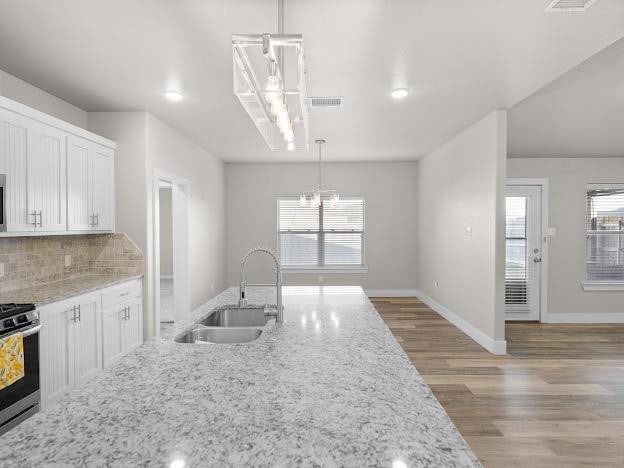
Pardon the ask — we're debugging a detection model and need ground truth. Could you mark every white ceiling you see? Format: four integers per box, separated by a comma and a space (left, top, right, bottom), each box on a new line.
0, 0, 623, 162
509, 36, 624, 158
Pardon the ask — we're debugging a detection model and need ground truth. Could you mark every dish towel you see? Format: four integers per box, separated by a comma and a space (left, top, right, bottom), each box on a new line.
0, 332, 25, 390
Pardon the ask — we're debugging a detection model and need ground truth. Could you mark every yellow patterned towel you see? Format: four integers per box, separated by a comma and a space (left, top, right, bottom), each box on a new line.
0, 333, 25, 390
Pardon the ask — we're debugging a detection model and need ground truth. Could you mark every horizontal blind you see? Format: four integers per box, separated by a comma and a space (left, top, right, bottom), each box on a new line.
586, 184, 624, 282
505, 196, 530, 307
278, 198, 365, 267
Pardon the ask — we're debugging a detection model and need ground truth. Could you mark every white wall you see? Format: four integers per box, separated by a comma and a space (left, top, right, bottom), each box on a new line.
88, 112, 226, 338
145, 114, 226, 313
159, 187, 173, 276
415, 111, 507, 353
508, 157, 624, 320
225, 162, 419, 291
0, 68, 87, 128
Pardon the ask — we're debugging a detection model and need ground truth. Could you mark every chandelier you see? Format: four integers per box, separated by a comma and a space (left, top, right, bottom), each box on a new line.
299, 139, 339, 208
232, 1, 309, 151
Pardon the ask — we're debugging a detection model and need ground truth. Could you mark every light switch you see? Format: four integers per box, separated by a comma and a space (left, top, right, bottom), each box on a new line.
65, 255, 72, 267
546, 227, 556, 237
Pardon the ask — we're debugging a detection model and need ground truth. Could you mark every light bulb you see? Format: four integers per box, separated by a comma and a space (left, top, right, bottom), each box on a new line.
284, 127, 294, 142
265, 75, 280, 104
270, 94, 286, 116
299, 193, 307, 206
287, 141, 295, 151
277, 110, 291, 134
311, 192, 321, 208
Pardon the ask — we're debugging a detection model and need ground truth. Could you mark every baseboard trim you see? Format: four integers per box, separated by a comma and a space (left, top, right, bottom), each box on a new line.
545, 312, 624, 324
414, 290, 507, 355
365, 289, 420, 297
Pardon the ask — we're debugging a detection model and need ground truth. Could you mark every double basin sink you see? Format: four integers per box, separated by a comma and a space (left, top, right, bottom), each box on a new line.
175, 306, 270, 344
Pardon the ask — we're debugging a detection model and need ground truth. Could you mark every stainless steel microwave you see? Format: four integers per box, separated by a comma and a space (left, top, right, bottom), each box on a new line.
0, 174, 5, 232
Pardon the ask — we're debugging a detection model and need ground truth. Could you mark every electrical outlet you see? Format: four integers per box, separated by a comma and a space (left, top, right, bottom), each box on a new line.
434, 281, 440, 292
65, 255, 72, 267
318, 275, 324, 283
0, 263, 4, 278
464, 226, 473, 237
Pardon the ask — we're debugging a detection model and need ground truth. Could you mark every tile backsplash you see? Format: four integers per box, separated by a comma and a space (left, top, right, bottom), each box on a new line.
0, 233, 143, 292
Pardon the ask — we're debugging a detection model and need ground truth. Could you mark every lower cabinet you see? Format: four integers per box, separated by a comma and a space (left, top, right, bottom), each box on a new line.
39, 293, 101, 408
102, 297, 143, 368
39, 279, 142, 408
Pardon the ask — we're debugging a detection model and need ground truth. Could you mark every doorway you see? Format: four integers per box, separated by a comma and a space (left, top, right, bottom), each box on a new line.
158, 182, 174, 322
505, 179, 549, 322
153, 170, 191, 335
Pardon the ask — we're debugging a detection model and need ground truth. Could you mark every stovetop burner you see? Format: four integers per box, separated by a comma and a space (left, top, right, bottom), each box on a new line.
0, 303, 36, 321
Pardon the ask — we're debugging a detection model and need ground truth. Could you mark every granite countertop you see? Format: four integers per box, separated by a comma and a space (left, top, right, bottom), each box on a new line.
0, 274, 143, 306
0, 286, 480, 467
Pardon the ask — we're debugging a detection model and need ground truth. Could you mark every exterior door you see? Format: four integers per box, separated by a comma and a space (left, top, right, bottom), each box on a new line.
505, 185, 543, 321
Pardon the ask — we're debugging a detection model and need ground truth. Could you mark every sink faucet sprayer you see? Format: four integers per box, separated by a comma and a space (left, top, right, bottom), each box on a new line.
239, 247, 283, 323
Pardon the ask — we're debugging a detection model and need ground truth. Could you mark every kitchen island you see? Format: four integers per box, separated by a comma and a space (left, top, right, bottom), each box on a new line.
0, 286, 480, 467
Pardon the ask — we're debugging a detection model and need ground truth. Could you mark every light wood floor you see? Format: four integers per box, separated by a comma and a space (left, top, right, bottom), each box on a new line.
371, 297, 624, 468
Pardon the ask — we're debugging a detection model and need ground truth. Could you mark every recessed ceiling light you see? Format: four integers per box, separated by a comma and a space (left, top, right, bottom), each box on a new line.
163, 90, 184, 102
390, 88, 410, 99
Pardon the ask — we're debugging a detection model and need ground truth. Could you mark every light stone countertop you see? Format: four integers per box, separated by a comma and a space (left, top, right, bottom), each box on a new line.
0, 274, 143, 306
0, 286, 480, 467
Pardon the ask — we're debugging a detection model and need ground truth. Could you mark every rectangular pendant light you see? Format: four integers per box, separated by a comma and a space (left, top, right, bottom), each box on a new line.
232, 33, 310, 151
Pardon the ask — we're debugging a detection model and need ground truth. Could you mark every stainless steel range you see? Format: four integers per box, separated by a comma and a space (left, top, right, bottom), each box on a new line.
0, 303, 40, 435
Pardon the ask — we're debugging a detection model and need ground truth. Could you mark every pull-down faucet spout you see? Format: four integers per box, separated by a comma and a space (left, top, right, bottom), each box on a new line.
239, 247, 283, 323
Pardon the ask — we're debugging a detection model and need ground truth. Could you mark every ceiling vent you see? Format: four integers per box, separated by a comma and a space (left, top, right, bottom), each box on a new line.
545, 0, 597, 12
309, 97, 343, 108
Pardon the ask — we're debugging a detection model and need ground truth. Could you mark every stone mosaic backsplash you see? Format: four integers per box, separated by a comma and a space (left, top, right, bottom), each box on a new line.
0, 233, 143, 293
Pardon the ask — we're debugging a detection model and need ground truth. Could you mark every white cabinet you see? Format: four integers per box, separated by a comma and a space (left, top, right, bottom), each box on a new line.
39, 279, 142, 408
0, 96, 115, 236
0, 108, 36, 232
39, 293, 101, 408
102, 297, 142, 368
28, 123, 67, 231
67, 136, 115, 232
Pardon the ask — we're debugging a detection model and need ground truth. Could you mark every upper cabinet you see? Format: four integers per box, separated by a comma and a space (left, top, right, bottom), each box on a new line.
67, 137, 114, 232
0, 97, 115, 236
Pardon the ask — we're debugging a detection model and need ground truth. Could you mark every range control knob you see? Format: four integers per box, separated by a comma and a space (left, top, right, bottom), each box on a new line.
16, 315, 28, 324
3, 318, 15, 328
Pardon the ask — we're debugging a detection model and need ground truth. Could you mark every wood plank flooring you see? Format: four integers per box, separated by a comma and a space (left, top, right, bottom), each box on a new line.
371, 297, 624, 467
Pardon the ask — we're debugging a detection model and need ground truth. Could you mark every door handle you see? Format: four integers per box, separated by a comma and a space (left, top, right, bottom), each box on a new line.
37, 210, 42, 228
95, 213, 99, 227
533, 257, 542, 263
30, 211, 38, 228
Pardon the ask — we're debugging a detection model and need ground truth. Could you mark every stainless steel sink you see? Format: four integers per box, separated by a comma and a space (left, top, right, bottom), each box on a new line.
200, 306, 270, 327
175, 326, 262, 344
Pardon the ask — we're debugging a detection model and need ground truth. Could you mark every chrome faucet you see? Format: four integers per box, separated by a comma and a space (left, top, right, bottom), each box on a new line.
239, 247, 283, 323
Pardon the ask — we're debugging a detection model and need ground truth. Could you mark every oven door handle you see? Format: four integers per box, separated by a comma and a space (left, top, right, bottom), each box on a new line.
21, 324, 42, 337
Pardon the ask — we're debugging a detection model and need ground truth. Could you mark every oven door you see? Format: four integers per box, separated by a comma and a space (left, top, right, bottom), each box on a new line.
0, 324, 41, 433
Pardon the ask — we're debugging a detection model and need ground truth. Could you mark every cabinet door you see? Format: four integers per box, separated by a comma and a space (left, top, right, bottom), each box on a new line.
102, 303, 124, 368
28, 123, 67, 231
67, 135, 92, 231
121, 298, 143, 353
71, 297, 101, 386
0, 108, 35, 231
90, 144, 114, 231
39, 302, 73, 408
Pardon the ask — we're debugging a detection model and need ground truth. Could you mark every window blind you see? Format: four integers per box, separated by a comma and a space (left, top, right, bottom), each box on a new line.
586, 184, 624, 282
278, 198, 365, 267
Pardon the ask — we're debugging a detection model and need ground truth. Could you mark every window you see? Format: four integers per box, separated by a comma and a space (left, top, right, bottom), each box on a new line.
586, 184, 624, 284
277, 198, 365, 270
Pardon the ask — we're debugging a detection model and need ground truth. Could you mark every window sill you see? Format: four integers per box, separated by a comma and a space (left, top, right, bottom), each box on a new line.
282, 266, 369, 274
582, 282, 624, 291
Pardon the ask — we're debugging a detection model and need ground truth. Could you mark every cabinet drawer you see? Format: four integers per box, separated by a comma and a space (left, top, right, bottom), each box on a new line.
101, 279, 142, 309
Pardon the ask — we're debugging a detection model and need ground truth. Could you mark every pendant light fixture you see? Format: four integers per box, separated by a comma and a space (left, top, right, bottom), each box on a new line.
299, 139, 339, 208
232, 0, 309, 151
